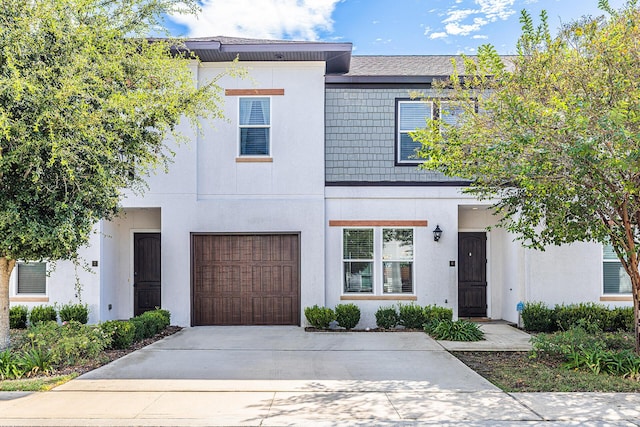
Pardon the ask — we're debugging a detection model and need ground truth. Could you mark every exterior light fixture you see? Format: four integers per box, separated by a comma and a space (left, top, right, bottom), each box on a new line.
433, 225, 443, 242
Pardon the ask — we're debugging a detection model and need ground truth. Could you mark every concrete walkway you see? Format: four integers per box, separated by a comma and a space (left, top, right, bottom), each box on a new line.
0, 325, 638, 426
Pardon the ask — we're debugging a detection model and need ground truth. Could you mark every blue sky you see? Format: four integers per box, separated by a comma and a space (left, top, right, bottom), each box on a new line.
166, 0, 628, 55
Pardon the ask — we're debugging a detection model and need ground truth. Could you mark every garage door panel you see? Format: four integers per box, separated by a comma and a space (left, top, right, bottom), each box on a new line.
192, 234, 300, 326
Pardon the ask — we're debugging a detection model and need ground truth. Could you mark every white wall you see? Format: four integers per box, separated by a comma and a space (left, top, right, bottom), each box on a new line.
9, 226, 102, 324
116, 61, 327, 326
325, 186, 468, 328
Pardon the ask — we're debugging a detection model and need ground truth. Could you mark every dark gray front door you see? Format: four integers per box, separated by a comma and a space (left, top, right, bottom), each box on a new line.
134, 233, 161, 316
458, 232, 487, 317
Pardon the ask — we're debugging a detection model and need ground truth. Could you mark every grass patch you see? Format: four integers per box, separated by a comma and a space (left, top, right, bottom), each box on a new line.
453, 351, 640, 392
0, 374, 77, 392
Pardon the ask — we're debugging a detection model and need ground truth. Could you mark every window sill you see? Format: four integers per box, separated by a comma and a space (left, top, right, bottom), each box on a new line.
236, 157, 273, 163
10, 296, 49, 303
600, 295, 632, 302
341, 295, 417, 301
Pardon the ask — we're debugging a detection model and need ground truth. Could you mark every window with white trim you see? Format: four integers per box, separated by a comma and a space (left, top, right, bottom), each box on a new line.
397, 100, 432, 164
603, 244, 631, 294
16, 262, 47, 295
343, 228, 414, 294
239, 97, 271, 156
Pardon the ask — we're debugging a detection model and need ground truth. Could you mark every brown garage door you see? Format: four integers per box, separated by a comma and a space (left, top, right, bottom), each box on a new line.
192, 234, 300, 326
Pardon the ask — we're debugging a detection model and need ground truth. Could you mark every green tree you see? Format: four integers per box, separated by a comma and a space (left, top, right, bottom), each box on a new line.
411, 0, 640, 352
0, 0, 237, 349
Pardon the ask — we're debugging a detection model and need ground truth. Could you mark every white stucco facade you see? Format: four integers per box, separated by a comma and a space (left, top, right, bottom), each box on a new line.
8, 40, 632, 328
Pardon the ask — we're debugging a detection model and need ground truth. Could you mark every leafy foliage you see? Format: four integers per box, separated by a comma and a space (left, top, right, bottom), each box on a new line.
334, 303, 361, 330
9, 306, 28, 329
427, 320, 485, 341
28, 306, 57, 325
521, 302, 556, 333
411, 0, 640, 351
304, 305, 335, 329
100, 320, 136, 350
58, 303, 89, 324
398, 302, 427, 329
0, 349, 23, 380
375, 306, 399, 329
0, 0, 238, 348
531, 327, 640, 379
521, 302, 633, 333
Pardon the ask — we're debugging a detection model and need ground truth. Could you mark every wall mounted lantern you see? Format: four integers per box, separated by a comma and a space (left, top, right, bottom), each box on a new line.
433, 225, 443, 242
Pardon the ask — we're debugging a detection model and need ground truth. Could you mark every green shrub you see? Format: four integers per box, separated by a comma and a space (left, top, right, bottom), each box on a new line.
554, 303, 613, 332
426, 305, 453, 322
130, 316, 151, 341
304, 305, 335, 329
100, 320, 136, 349
530, 326, 606, 360
521, 301, 555, 333
398, 302, 426, 329
18, 347, 53, 377
9, 305, 28, 329
138, 310, 168, 336
334, 303, 360, 330
375, 306, 399, 329
59, 303, 89, 324
427, 320, 485, 341
610, 307, 634, 332
28, 305, 57, 324
0, 349, 24, 380
22, 320, 110, 367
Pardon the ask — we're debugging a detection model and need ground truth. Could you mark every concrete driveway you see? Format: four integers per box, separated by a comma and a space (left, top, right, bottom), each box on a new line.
2, 326, 640, 425
78, 326, 496, 391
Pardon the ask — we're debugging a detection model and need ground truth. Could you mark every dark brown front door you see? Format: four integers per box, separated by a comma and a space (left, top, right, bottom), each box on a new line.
458, 232, 487, 317
191, 234, 300, 326
134, 233, 161, 316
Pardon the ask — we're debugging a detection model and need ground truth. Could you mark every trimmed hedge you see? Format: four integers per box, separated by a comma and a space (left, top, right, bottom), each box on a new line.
304, 305, 335, 329
9, 305, 28, 329
521, 301, 634, 333
335, 303, 360, 330
29, 305, 57, 324
59, 303, 89, 324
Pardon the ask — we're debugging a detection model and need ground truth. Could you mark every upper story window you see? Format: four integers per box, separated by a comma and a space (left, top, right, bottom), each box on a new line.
397, 100, 432, 164
396, 98, 475, 166
603, 244, 632, 294
239, 97, 271, 156
16, 262, 47, 295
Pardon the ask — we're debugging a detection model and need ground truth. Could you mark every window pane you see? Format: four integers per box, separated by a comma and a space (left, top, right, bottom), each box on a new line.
383, 262, 413, 293
17, 262, 46, 294
399, 133, 422, 162
344, 262, 373, 293
383, 229, 413, 260
603, 262, 632, 294
343, 229, 373, 259
240, 128, 270, 155
399, 102, 431, 131
240, 98, 270, 125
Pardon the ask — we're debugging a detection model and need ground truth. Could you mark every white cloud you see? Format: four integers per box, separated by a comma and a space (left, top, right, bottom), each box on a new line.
423, 26, 432, 36
472, 34, 489, 39
427, 0, 515, 40
430, 32, 448, 39
170, 0, 341, 40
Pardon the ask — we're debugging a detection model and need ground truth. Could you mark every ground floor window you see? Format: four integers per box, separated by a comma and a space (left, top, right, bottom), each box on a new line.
343, 228, 414, 294
16, 262, 47, 295
603, 244, 631, 294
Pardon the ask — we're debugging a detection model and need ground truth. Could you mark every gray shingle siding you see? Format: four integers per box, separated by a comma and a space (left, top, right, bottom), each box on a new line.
325, 87, 464, 184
